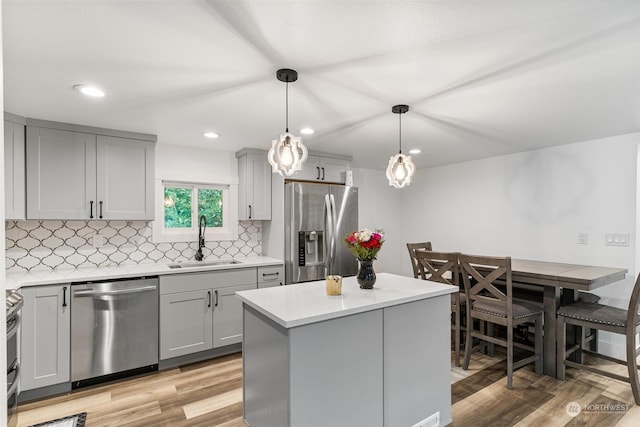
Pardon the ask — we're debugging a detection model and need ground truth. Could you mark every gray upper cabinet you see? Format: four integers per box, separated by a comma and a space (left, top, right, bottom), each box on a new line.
294, 153, 351, 183
26, 127, 97, 219
4, 113, 26, 220
237, 149, 272, 220
26, 119, 156, 220
96, 135, 154, 220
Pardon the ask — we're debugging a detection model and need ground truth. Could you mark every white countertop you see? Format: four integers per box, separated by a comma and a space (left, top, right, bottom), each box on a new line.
5, 256, 283, 290
236, 272, 457, 328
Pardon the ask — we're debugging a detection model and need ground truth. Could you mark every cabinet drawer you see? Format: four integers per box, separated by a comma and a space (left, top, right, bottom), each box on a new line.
258, 265, 284, 288
160, 267, 257, 294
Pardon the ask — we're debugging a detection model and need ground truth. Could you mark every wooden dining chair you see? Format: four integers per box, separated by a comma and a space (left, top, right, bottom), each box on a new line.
459, 254, 544, 389
414, 250, 465, 366
556, 273, 640, 405
406, 242, 433, 279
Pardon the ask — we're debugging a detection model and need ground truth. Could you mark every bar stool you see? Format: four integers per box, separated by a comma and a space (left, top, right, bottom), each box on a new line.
556, 274, 640, 405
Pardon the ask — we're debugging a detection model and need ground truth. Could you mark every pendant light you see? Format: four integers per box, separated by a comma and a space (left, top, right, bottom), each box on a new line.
268, 68, 308, 176
386, 104, 416, 188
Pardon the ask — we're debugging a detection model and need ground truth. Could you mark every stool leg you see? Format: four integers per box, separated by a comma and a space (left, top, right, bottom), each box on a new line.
535, 315, 543, 375
556, 316, 567, 380
454, 306, 461, 367
626, 329, 640, 405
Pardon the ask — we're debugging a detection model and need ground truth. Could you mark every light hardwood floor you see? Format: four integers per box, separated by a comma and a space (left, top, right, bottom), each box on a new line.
16, 351, 640, 426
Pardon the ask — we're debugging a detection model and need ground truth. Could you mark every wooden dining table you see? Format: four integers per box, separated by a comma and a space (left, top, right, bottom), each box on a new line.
508, 259, 627, 378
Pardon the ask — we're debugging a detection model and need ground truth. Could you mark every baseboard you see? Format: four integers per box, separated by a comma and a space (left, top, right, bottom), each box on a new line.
158, 343, 242, 370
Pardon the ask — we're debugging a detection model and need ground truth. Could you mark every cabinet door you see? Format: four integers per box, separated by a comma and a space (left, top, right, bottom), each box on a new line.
239, 153, 272, 220
26, 127, 97, 219
21, 285, 71, 391
213, 283, 256, 348
293, 155, 321, 181
96, 135, 155, 220
160, 290, 213, 360
4, 120, 25, 220
319, 157, 350, 184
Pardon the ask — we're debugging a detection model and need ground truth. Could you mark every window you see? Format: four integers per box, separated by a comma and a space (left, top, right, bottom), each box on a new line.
153, 181, 238, 242
164, 185, 223, 229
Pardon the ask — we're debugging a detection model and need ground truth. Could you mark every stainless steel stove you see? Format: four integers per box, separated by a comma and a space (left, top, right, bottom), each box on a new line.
6, 289, 23, 427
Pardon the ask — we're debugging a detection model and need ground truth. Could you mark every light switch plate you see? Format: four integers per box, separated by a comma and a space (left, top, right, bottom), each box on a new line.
605, 233, 630, 247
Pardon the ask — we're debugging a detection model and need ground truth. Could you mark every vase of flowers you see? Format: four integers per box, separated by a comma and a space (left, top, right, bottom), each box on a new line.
344, 228, 384, 289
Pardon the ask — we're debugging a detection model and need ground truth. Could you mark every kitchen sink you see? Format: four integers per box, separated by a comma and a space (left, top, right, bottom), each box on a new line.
167, 259, 241, 269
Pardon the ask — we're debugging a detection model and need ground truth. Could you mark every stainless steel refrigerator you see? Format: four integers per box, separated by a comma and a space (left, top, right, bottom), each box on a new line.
285, 181, 358, 284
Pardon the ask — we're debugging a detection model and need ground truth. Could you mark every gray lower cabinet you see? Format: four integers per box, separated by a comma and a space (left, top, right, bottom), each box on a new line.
21, 284, 71, 391
213, 284, 255, 347
257, 265, 284, 288
159, 268, 260, 360
160, 289, 213, 359
26, 119, 155, 220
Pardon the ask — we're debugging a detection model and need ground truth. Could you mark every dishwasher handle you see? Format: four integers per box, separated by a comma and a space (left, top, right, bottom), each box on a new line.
73, 285, 157, 297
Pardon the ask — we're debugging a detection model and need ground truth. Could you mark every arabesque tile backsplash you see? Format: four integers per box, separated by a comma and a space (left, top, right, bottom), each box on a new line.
5, 220, 262, 272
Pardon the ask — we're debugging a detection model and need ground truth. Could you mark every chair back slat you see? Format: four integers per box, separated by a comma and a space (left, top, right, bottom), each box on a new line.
459, 254, 512, 316
406, 242, 433, 279
413, 250, 459, 286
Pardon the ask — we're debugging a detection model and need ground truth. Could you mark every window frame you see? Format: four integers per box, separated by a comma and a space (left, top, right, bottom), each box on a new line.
152, 180, 238, 243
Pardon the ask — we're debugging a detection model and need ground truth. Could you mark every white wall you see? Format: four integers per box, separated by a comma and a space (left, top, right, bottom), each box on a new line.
400, 132, 640, 357
351, 168, 404, 276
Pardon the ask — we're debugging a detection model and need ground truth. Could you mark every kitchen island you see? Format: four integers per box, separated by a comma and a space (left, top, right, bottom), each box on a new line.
236, 273, 457, 427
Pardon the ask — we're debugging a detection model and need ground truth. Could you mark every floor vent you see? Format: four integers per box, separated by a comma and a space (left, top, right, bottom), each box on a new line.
411, 411, 440, 427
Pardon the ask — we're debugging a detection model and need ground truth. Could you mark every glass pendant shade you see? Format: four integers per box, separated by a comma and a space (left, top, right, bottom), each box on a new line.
268, 132, 308, 176
386, 153, 415, 188
387, 104, 415, 188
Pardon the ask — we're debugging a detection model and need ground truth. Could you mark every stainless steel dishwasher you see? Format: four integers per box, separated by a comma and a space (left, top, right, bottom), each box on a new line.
71, 277, 159, 389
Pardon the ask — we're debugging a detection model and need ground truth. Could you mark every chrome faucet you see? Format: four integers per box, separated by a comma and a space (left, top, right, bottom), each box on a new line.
195, 215, 207, 261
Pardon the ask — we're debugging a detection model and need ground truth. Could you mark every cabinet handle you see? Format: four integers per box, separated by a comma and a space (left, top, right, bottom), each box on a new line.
321, 167, 325, 180
316, 166, 320, 180
262, 272, 279, 279
62, 286, 67, 307
214, 290, 219, 307
207, 291, 211, 308
248, 205, 252, 219
90, 201, 94, 219
99, 201, 103, 219
280, 282, 284, 286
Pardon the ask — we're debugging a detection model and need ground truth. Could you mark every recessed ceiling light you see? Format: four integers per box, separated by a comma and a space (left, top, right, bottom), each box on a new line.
300, 127, 315, 135
409, 148, 422, 155
73, 84, 105, 98
204, 132, 219, 139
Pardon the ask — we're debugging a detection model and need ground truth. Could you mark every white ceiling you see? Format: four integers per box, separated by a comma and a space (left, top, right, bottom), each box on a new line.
3, 1, 640, 170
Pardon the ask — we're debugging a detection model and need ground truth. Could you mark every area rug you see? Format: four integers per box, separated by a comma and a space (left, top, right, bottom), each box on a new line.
29, 412, 87, 427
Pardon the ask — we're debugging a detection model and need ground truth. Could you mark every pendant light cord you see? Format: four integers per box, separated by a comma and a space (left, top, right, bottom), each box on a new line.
398, 111, 402, 154
285, 81, 289, 133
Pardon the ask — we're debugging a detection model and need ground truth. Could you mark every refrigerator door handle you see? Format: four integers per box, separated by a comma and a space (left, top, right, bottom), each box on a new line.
324, 194, 334, 275
330, 194, 338, 262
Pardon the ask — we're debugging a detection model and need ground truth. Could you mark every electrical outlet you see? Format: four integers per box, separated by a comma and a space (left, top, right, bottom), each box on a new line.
578, 233, 588, 244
